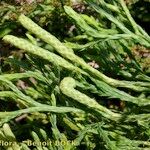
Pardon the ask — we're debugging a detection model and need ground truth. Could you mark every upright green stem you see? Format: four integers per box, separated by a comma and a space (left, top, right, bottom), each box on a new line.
119, 0, 139, 34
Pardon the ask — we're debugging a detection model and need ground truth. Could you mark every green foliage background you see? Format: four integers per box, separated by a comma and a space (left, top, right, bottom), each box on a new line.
0, 0, 150, 150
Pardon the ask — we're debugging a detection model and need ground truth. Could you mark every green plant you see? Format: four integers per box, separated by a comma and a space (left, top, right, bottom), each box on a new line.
0, 0, 150, 150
